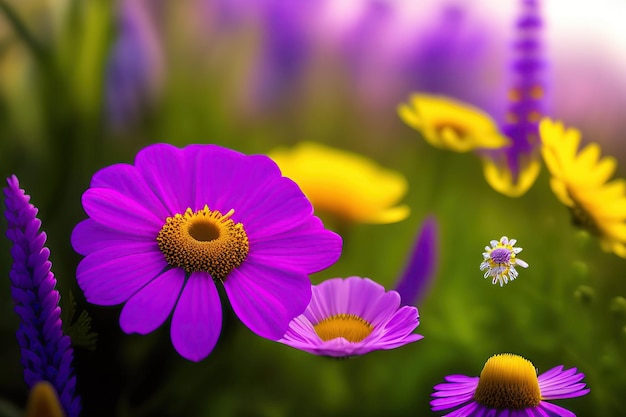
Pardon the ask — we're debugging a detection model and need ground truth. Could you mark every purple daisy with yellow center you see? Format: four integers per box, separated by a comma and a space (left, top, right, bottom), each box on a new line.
278, 277, 423, 357
480, 236, 528, 286
71, 143, 342, 361
431, 353, 590, 416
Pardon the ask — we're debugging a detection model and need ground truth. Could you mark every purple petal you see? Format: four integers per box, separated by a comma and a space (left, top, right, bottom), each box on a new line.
224, 257, 311, 340
120, 268, 185, 334
541, 386, 590, 400
190, 151, 313, 236
430, 392, 474, 409
90, 163, 170, 219
236, 176, 314, 238
77, 246, 166, 305
72, 219, 150, 255
432, 382, 477, 396
538, 401, 575, 417
81, 188, 162, 237
444, 375, 480, 384
134, 143, 194, 214
378, 305, 421, 341
306, 277, 395, 325
394, 215, 438, 305
170, 272, 222, 362
538, 365, 564, 382
249, 216, 342, 273
281, 315, 319, 345
187, 144, 256, 212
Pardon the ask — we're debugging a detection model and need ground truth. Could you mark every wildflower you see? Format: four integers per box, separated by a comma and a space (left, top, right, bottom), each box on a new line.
397, 94, 510, 152
4, 175, 80, 417
394, 215, 438, 306
278, 277, 423, 357
71, 143, 342, 361
540, 119, 626, 258
268, 142, 409, 224
105, 0, 164, 130
480, 0, 546, 197
480, 236, 528, 286
431, 353, 590, 416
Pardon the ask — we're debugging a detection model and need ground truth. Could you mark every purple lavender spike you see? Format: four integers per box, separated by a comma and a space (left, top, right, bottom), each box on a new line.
394, 215, 439, 306
494, 0, 546, 181
105, 0, 163, 131
4, 175, 80, 417
252, 0, 316, 107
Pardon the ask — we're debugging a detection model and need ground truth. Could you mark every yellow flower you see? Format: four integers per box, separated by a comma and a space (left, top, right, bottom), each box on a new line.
268, 142, 410, 224
481, 153, 542, 198
398, 94, 510, 152
540, 118, 626, 257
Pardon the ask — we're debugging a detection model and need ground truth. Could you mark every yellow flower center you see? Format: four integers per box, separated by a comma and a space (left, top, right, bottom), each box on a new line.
568, 193, 600, 236
434, 121, 469, 139
156, 206, 249, 280
473, 353, 541, 409
313, 314, 374, 343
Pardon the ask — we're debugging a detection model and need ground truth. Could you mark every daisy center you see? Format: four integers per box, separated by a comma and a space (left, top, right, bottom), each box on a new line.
568, 195, 600, 236
473, 353, 541, 409
435, 121, 468, 138
313, 314, 374, 343
490, 248, 511, 264
156, 205, 249, 280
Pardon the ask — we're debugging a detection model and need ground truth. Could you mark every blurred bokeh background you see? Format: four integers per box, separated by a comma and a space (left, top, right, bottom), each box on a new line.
1, 0, 625, 416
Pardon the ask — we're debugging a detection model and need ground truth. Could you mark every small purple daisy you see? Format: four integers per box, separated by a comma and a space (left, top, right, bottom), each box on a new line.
480, 236, 528, 286
431, 353, 590, 416
278, 277, 423, 357
71, 143, 342, 361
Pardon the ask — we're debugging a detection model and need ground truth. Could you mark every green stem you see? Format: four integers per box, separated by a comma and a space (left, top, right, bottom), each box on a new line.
0, 0, 46, 61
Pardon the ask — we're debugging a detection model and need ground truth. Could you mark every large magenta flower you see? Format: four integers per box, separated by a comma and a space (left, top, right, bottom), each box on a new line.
278, 277, 422, 357
72, 143, 342, 361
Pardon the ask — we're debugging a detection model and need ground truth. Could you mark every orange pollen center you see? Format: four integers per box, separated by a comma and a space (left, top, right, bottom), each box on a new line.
156, 205, 249, 280
313, 314, 374, 343
435, 122, 468, 139
473, 353, 542, 409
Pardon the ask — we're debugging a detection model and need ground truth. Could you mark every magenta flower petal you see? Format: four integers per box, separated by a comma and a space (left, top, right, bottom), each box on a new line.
170, 273, 222, 362
376, 306, 423, 345
430, 393, 475, 409
539, 402, 575, 417
189, 149, 314, 236
189, 148, 276, 210
120, 268, 185, 334
279, 277, 422, 357
81, 188, 163, 237
224, 258, 312, 340
235, 178, 314, 238
72, 219, 148, 255
250, 216, 342, 273
72, 143, 341, 360
90, 163, 170, 219
134, 143, 195, 213
430, 353, 589, 416
77, 246, 167, 305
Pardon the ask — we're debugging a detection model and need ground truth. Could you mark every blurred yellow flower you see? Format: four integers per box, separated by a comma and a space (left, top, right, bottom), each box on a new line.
481, 153, 542, 198
268, 142, 410, 224
397, 94, 510, 152
540, 118, 626, 258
